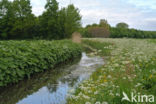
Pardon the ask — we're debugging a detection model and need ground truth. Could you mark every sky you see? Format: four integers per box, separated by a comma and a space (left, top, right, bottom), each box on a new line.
18, 0, 156, 31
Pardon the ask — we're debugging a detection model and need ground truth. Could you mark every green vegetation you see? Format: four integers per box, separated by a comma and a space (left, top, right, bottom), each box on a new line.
80, 20, 156, 39
0, 40, 81, 86
0, 58, 81, 104
80, 19, 110, 38
116, 22, 129, 29
82, 39, 113, 56
67, 39, 156, 104
148, 39, 156, 43
0, 0, 81, 40
110, 27, 156, 38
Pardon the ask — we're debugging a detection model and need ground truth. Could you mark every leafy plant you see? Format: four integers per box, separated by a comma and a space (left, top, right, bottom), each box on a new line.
0, 40, 82, 86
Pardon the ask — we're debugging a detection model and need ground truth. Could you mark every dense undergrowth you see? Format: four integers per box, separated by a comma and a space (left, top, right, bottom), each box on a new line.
67, 39, 156, 104
0, 40, 82, 87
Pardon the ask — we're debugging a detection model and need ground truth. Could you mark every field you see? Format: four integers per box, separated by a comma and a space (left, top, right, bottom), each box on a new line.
0, 40, 81, 87
67, 38, 156, 104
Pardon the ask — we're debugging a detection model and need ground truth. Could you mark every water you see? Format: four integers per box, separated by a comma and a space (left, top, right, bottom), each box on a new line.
0, 53, 104, 104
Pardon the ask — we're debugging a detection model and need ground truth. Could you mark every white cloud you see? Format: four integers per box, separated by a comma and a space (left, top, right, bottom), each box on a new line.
8, 0, 156, 30
127, 0, 156, 10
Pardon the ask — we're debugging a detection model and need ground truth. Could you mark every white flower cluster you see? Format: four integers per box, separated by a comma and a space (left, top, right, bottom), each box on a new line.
68, 39, 156, 104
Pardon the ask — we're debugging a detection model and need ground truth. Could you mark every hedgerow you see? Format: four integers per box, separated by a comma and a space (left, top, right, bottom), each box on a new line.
110, 27, 156, 38
0, 40, 82, 86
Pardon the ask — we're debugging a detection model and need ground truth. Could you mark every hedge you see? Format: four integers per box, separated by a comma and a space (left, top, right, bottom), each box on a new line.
0, 40, 82, 86
110, 27, 156, 38
80, 27, 156, 38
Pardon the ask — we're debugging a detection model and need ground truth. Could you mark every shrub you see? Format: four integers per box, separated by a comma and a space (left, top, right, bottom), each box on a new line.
88, 27, 110, 38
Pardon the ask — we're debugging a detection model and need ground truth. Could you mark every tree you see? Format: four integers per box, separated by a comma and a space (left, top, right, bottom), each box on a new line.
10, 0, 36, 39
0, 0, 82, 40
63, 4, 82, 38
39, 0, 60, 39
0, 0, 14, 39
58, 7, 66, 39
56, 4, 82, 39
116, 22, 129, 29
99, 19, 110, 29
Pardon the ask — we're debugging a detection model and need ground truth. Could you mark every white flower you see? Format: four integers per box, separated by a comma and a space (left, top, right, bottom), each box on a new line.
116, 86, 119, 88
123, 77, 126, 79
114, 63, 119, 67
102, 101, 108, 104
69, 95, 76, 99
85, 102, 91, 104
116, 93, 120, 96
109, 92, 114, 96
98, 50, 102, 52
78, 92, 83, 96
82, 94, 90, 100
107, 75, 112, 78
122, 61, 129, 64
135, 83, 142, 87
94, 91, 98, 95
95, 101, 101, 104
68, 89, 75, 94
88, 90, 92, 93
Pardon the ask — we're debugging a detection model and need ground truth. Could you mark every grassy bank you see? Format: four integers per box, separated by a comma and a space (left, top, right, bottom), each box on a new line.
0, 40, 81, 87
67, 39, 156, 104
82, 39, 113, 56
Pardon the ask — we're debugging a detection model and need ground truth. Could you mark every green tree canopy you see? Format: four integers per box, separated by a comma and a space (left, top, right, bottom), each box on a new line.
0, 0, 82, 40
116, 22, 129, 29
0, 0, 13, 39
39, 0, 60, 39
63, 4, 82, 38
99, 19, 110, 29
10, 0, 36, 39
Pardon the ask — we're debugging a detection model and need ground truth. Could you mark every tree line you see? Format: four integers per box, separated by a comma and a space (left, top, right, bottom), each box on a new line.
1, 0, 155, 39
81, 20, 156, 38
110, 27, 156, 38
0, 0, 81, 40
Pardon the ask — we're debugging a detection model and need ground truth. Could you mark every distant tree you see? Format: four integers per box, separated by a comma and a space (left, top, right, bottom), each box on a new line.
99, 19, 110, 29
81, 19, 111, 38
86, 25, 91, 28
116, 22, 129, 29
91, 23, 98, 27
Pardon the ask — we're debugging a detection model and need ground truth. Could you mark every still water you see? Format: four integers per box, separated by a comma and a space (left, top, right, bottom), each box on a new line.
0, 53, 104, 104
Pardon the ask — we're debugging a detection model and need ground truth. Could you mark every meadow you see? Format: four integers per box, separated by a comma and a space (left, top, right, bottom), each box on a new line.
67, 38, 156, 104
0, 40, 81, 87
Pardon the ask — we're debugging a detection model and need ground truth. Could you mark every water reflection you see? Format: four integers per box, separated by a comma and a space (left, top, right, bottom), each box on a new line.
0, 53, 104, 104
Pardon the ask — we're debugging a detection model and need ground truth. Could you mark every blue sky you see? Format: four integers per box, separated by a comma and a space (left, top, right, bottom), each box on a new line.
20, 0, 156, 30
